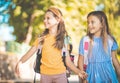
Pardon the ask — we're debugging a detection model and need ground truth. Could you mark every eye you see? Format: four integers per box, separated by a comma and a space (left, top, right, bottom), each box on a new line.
91, 21, 94, 24
87, 21, 89, 24
44, 16, 50, 20
47, 17, 50, 20
87, 21, 91, 25
43, 17, 45, 20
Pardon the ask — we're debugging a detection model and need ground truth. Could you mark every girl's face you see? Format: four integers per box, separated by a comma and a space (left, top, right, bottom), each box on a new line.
44, 11, 59, 29
87, 15, 103, 37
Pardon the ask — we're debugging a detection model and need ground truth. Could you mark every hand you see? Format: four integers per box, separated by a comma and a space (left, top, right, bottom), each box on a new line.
38, 36, 46, 43
15, 61, 22, 76
81, 70, 88, 78
78, 71, 88, 80
66, 70, 71, 77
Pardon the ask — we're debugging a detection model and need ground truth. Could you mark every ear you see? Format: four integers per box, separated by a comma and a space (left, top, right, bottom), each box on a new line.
101, 23, 104, 29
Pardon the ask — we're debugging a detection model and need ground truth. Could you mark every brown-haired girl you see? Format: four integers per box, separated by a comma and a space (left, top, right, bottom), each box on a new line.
15, 7, 87, 83
78, 11, 120, 83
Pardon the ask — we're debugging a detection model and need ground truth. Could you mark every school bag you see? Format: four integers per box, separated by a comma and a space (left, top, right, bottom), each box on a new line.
34, 48, 42, 73
83, 36, 113, 71
33, 45, 42, 83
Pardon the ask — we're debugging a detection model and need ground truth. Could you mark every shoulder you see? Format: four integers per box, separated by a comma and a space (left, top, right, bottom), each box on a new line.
108, 35, 118, 50
82, 35, 90, 42
108, 35, 114, 45
79, 35, 90, 47
32, 37, 40, 47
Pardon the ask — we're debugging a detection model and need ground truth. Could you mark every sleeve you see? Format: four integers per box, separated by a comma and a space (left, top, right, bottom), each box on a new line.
32, 38, 39, 47
78, 37, 84, 56
111, 39, 119, 51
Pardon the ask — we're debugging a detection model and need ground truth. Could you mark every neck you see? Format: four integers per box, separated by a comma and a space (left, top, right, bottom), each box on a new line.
49, 26, 57, 36
94, 30, 101, 37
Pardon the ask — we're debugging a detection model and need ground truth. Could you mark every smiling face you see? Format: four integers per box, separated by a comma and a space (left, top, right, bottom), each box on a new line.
44, 11, 59, 29
87, 15, 103, 37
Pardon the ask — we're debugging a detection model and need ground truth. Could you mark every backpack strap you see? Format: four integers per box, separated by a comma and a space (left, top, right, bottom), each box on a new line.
33, 45, 42, 83
83, 36, 90, 65
63, 36, 71, 56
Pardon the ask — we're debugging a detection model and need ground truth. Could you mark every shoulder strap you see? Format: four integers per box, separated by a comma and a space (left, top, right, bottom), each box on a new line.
37, 45, 42, 54
62, 36, 71, 56
83, 36, 90, 65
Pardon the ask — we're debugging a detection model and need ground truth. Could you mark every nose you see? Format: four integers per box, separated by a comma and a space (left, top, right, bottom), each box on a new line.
88, 23, 92, 28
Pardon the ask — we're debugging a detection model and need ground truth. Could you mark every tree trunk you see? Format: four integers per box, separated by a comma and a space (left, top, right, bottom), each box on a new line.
24, 14, 35, 44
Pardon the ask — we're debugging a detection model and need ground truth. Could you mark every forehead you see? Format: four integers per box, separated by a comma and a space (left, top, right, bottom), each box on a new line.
87, 15, 100, 21
45, 11, 54, 17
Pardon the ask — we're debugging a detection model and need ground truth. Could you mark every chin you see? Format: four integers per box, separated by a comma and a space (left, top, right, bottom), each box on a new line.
45, 26, 49, 29
89, 32, 94, 36
46, 27, 48, 29
90, 31, 95, 34
90, 32, 94, 34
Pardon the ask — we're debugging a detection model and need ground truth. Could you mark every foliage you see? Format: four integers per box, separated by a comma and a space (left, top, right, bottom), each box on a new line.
9, 0, 120, 55
101, 0, 120, 55
9, 0, 53, 43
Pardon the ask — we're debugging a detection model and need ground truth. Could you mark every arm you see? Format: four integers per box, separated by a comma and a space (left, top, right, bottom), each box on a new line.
112, 50, 120, 77
78, 36, 85, 71
15, 36, 45, 75
65, 51, 87, 80
78, 54, 84, 71
15, 46, 37, 75
19, 46, 37, 63
78, 54, 88, 83
18, 36, 45, 63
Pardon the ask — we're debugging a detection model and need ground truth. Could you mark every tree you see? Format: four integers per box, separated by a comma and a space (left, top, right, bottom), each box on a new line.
9, 0, 120, 54
9, 0, 54, 44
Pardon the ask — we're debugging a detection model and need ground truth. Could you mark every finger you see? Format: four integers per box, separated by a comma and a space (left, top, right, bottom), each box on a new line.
16, 66, 19, 75
15, 63, 20, 76
78, 73, 84, 79
82, 71, 88, 77
15, 64, 18, 73
38, 36, 46, 42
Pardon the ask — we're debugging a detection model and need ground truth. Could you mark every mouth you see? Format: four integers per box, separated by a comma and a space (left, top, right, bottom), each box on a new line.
89, 27, 95, 33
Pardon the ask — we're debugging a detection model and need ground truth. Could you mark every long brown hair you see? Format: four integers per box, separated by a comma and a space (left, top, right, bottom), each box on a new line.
87, 11, 113, 52
41, 7, 67, 50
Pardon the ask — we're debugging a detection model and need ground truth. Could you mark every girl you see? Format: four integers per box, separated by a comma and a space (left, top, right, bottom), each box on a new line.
78, 11, 120, 83
15, 7, 87, 83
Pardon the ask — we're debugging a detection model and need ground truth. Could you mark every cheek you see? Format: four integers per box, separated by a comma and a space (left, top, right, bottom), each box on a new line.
96, 23, 102, 30
51, 19, 58, 24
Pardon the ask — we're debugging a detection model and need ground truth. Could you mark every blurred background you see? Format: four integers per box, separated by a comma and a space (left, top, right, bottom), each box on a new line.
0, 0, 120, 83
